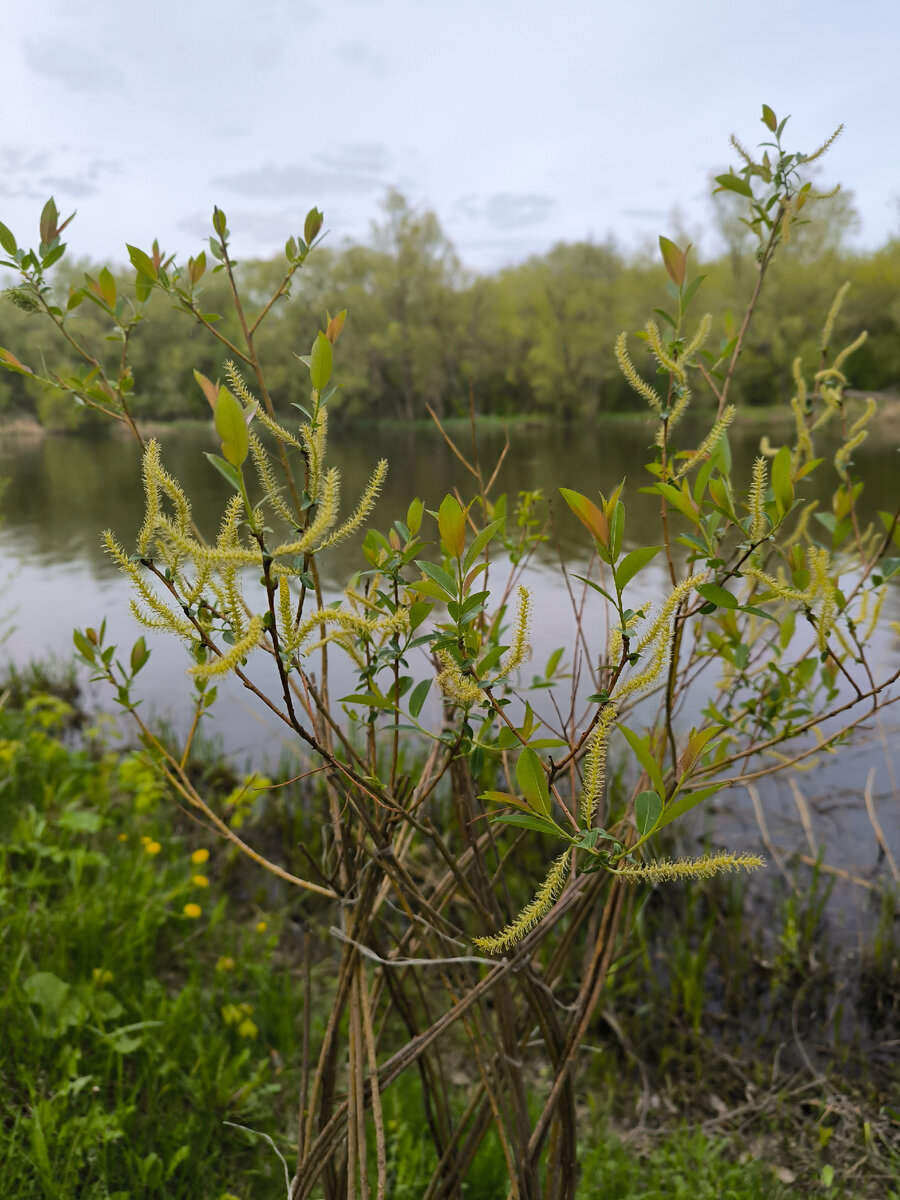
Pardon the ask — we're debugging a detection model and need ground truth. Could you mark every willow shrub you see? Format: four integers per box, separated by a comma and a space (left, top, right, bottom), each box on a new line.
2, 107, 899, 1200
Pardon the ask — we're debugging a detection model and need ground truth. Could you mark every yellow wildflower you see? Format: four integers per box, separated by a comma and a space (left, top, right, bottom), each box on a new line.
191, 848, 210, 864
183, 903, 202, 919
145, 840, 161, 856
256, 921, 268, 933
191, 874, 210, 888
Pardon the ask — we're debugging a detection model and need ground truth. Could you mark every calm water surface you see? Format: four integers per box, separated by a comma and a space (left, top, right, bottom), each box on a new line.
1, 418, 898, 899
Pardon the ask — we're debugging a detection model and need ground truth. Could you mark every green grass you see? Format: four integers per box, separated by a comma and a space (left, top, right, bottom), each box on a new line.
0, 692, 302, 1198
1, 684, 898, 1198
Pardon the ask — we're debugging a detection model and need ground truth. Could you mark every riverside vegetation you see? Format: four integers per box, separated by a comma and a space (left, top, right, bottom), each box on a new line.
1, 106, 899, 1197
2, 128, 900, 429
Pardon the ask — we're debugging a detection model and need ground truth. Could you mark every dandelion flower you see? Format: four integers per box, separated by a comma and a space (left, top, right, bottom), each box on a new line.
216, 956, 235, 972
237, 1017, 258, 1039
256, 920, 268, 933
191, 874, 209, 888
183, 903, 202, 919
117, 833, 128, 842
92, 968, 114, 985
145, 840, 161, 855
191, 848, 210, 865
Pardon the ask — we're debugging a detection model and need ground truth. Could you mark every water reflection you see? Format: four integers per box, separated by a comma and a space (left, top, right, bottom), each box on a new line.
1, 420, 897, 886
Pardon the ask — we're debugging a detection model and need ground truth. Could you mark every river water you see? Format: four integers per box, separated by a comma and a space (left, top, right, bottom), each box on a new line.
1, 416, 898, 902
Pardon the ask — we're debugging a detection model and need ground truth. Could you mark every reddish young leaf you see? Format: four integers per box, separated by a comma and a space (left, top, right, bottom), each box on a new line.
658, 236, 686, 288
193, 369, 219, 411
559, 488, 609, 547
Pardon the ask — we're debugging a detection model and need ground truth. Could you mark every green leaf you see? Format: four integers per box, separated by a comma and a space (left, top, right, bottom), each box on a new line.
41, 244, 66, 269
25, 970, 69, 1012
204, 452, 243, 492
309, 330, 333, 392
634, 791, 662, 839
338, 692, 395, 710
73, 630, 96, 663
571, 573, 616, 606
438, 494, 466, 559
680, 274, 707, 312
695, 583, 738, 609
127, 244, 158, 281
214, 386, 249, 467
878, 511, 900, 552
463, 518, 504, 574
304, 207, 324, 245
97, 267, 116, 307
489, 812, 562, 837
655, 783, 722, 831
609, 501, 625, 561
658, 236, 686, 288
714, 173, 753, 199
516, 746, 551, 816
649, 481, 700, 526
761, 104, 778, 132
618, 723, 665, 798
415, 560, 457, 599
130, 636, 150, 674
40, 197, 59, 246
57, 809, 103, 833
406, 497, 424, 536
408, 678, 431, 719
615, 546, 661, 590
409, 578, 451, 603
0, 220, 17, 256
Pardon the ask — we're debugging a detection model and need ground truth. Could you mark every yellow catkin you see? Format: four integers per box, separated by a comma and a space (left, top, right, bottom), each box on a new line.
804, 124, 844, 164
861, 584, 887, 644
742, 565, 807, 605
820, 282, 850, 353
612, 574, 706, 704
277, 576, 295, 650
665, 386, 691, 433
188, 615, 265, 679
224, 362, 257, 409
645, 321, 686, 383
102, 530, 196, 638
790, 500, 818, 545
435, 650, 483, 707
832, 330, 868, 374
249, 432, 295, 527
616, 851, 764, 883
674, 406, 735, 480
315, 459, 388, 552
254, 405, 303, 451
473, 852, 571, 953
682, 313, 713, 362
271, 468, 340, 558
579, 702, 618, 826
729, 133, 754, 166
808, 546, 836, 650
615, 332, 663, 414
748, 456, 769, 542
496, 586, 532, 677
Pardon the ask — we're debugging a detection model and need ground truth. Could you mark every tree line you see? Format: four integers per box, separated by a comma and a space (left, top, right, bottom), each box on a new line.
2, 189, 898, 429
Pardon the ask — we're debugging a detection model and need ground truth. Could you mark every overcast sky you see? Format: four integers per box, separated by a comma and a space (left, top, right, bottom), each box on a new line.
2, 0, 898, 272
